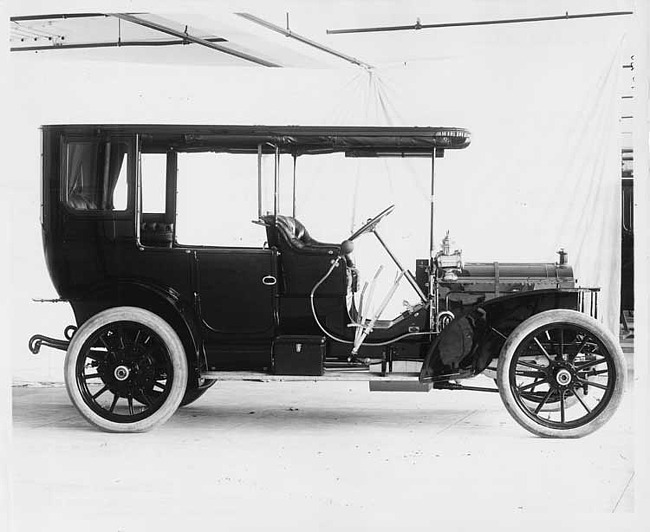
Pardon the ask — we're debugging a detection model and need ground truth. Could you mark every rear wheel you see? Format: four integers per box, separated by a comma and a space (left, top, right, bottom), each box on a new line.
497, 310, 625, 438
64, 306, 188, 432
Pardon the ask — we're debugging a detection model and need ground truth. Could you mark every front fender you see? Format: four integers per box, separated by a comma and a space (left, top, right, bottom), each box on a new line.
419, 289, 579, 382
69, 280, 203, 381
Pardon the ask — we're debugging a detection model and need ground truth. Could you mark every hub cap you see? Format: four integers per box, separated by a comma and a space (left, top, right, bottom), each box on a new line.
114, 365, 130, 381
555, 368, 572, 386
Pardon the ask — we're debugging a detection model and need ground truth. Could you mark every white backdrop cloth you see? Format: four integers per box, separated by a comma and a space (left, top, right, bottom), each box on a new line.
9, 29, 623, 382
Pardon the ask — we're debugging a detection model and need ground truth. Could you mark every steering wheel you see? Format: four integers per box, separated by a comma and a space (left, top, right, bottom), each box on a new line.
348, 205, 395, 242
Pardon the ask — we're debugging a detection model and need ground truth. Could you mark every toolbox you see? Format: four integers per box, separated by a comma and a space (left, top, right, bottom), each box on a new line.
272, 335, 326, 376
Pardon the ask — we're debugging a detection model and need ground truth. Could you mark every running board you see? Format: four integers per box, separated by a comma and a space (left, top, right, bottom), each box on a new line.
200, 370, 423, 383
368, 381, 432, 392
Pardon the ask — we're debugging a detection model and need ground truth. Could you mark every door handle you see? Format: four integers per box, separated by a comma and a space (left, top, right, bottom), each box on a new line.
262, 275, 277, 286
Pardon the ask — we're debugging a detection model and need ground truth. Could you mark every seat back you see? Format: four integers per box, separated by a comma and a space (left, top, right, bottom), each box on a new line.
261, 215, 346, 297
263, 215, 323, 250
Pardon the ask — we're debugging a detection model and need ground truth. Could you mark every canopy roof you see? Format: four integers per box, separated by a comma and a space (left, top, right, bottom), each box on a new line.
43, 124, 471, 156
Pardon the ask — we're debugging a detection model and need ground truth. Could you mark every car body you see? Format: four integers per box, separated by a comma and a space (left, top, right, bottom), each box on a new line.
30, 124, 625, 436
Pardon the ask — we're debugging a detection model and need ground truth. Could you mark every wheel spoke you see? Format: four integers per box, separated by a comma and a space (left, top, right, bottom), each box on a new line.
584, 369, 609, 376
573, 388, 592, 414
521, 388, 547, 398
99, 334, 111, 350
118, 326, 125, 350
559, 328, 565, 361
92, 385, 109, 400
138, 390, 152, 406
574, 358, 607, 371
127, 395, 135, 415
560, 391, 566, 423
515, 370, 546, 378
533, 388, 554, 415
533, 338, 553, 362
84, 373, 103, 380
545, 330, 559, 361
517, 376, 550, 392
153, 381, 168, 392
569, 335, 589, 362
108, 394, 119, 413
86, 349, 107, 361
516, 360, 545, 370
577, 377, 609, 391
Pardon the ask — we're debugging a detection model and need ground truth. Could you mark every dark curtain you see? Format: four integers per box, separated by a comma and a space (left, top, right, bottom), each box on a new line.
102, 142, 128, 210
66, 141, 127, 210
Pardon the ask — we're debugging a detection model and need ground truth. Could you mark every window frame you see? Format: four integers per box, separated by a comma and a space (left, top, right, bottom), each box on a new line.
172, 149, 268, 250
60, 134, 135, 217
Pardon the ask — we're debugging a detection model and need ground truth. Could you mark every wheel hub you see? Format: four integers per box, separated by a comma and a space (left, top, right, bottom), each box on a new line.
114, 365, 131, 382
555, 368, 572, 386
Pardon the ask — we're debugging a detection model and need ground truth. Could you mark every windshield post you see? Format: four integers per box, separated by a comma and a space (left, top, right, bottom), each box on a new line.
429, 152, 438, 333
134, 134, 142, 246
257, 143, 263, 219
292, 154, 297, 218
274, 145, 280, 217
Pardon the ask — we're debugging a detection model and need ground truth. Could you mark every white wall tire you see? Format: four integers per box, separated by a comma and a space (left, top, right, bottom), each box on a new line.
497, 310, 626, 438
64, 306, 188, 433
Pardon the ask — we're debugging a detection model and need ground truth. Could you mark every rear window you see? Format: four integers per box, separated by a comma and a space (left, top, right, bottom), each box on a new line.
64, 140, 129, 211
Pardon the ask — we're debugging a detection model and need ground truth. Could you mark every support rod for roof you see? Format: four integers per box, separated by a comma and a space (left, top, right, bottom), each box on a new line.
326, 10, 634, 35
11, 37, 227, 52
109, 13, 280, 67
257, 144, 263, 219
237, 12, 373, 70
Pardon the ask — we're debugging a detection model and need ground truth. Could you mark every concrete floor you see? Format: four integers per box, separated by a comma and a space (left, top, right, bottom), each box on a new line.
11, 371, 635, 532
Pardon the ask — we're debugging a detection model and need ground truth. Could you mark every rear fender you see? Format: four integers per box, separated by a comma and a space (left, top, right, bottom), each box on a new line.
419, 290, 579, 382
69, 281, 203, 384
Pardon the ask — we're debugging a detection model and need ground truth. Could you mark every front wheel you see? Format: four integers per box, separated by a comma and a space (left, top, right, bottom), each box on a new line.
497, 310, 626, 438
64, 306, 188, 432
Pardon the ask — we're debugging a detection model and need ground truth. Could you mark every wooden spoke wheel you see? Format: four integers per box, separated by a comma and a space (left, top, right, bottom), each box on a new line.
64, 307, 188, 432
497, 310, 625, 438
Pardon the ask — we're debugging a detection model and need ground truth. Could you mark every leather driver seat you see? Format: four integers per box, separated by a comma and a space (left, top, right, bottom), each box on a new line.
261, 215, 357, 295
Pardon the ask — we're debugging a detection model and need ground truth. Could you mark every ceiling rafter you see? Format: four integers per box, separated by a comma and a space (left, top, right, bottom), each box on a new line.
236, 12, 373, 70
11, 37, 228, 53
10, 13, 111, 22
109, 13, 280, 67
326, 10, 634, 35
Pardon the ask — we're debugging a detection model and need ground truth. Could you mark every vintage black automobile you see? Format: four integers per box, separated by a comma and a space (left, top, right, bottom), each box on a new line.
29, 124, 626, 437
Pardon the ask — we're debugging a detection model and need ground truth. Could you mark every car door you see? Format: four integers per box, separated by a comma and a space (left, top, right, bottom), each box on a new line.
195, 248, 278, 336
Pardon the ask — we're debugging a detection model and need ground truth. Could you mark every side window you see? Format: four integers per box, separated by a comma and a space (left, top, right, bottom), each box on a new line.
140, 153, 167, 214
64, 140, 129, 211
175, 152, 263, 247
